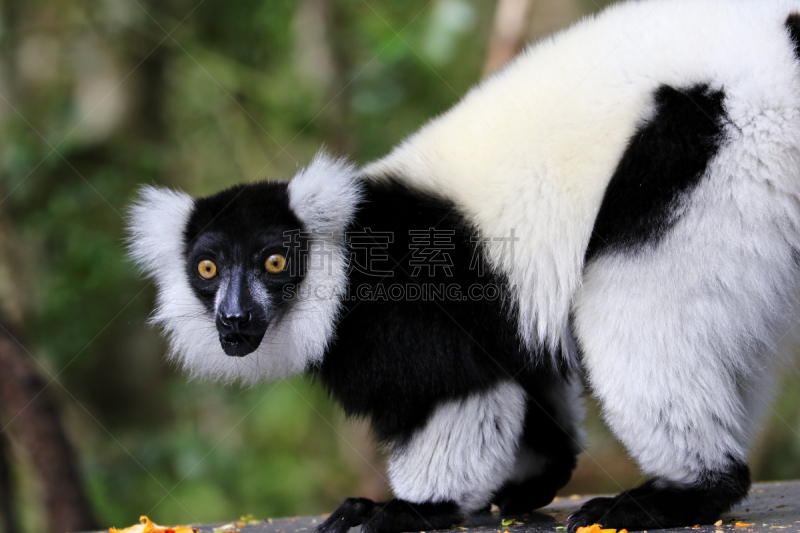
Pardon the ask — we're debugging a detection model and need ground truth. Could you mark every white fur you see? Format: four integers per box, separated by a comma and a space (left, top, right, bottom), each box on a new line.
363, 0, 800, 486
387, 382, 527, 512
289, 152, 362, 234
128, 155, 362, 384
573, 98, 800, 483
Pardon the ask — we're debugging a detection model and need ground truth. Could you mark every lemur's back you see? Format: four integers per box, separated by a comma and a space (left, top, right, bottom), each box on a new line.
364, 0, 800, 358
360, 6, 800, 526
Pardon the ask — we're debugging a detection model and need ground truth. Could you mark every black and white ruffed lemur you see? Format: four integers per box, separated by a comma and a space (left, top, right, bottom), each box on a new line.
128, 1, 800, 531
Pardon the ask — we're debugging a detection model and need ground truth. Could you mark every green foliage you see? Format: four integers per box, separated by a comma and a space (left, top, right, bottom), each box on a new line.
80, 378, 360, 526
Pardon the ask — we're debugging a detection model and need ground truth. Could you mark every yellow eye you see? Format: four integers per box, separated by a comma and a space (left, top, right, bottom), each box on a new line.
198, 260, 217, 279
265, 254, 286, 274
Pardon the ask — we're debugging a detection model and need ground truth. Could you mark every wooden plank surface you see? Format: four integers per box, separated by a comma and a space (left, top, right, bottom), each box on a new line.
98, 481, 800, 533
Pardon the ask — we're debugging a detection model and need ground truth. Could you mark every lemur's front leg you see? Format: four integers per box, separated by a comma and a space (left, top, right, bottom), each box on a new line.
319, 382, 528, 533
493, 377, 583, 516
319, 379, 583, 533
316, 498, 462, 533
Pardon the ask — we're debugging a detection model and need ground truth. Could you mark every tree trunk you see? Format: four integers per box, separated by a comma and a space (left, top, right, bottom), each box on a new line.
0, 430, 16, 533
483, 0, 534, 77
0, 326, 97, 533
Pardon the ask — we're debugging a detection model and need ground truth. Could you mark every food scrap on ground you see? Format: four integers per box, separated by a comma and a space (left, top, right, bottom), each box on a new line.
575, 524, 628, 533
109, 515, 197, 533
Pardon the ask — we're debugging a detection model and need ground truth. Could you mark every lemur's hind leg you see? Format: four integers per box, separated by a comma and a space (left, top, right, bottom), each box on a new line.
493, 378, 583, 515
567, 352, 773, 531
570, 220, 793, 530
565, 64, 800, 530
316, 498, 462, 533
569, 270, 759, 532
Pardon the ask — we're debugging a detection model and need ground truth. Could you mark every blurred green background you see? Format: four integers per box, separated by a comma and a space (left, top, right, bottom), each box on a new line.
2, 0, 800, 531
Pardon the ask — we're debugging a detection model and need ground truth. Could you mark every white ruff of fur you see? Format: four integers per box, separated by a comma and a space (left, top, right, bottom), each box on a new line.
128, 153, 362, 384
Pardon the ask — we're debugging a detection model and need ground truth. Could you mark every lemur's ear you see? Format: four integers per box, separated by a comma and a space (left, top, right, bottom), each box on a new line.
287, 151, 363, 233
127, 186, 194, 282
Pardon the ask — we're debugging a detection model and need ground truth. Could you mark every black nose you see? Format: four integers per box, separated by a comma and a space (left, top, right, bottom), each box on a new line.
219, 312, 252, 330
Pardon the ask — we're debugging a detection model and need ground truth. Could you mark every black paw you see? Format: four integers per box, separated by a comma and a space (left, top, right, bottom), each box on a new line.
494, 477, 560, 516
316, 497, 376, 533
567, 463, 751, 532
566, 477, 744, 533
317, 498, 463, 533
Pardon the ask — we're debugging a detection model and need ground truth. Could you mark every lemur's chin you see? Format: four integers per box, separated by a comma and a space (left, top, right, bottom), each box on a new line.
219, 331, 266, 357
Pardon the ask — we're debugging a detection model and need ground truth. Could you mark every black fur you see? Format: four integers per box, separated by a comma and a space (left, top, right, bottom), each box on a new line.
567, 459, 750, 532
182, 179, 579, 527
786, 14, 800, 61
493, 391, 579, 516
311, 179, 577, 525
183, 183, 308, 353
316, 497, 462, 533
183, 184, 307, 308
315, 179, 564, 443
586, 84, 726, 260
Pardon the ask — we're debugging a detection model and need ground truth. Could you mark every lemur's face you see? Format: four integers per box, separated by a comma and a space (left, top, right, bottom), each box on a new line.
182, 183, 307, 357
129, 153, 357, 383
